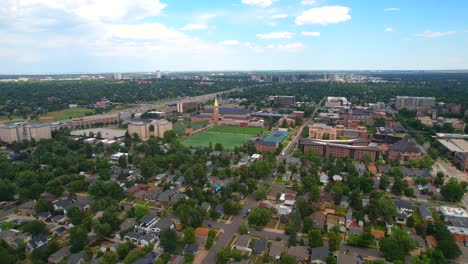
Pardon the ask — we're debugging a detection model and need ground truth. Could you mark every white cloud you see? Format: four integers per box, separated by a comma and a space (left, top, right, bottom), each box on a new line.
301, 0, 318, 5
272, 14, 288, 19
385, 27, 394, 32
384, 8, 400, 11
257, 31, 293, 39
181, 24, 209, 31
416, 30, 456, 38
278, 42, 304, 52
295, 6, 351, 25
220, 40, 240, 45
241, 0, 273, 8
301, 31, 320, 37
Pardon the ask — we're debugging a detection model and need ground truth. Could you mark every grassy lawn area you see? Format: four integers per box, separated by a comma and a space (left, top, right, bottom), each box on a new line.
37, 108, 95, 122
274, 177, 289, 184
173, 119, 209, 134
207, 125, 268, 136
182, 131, 255, 150
109, 104, 137, 112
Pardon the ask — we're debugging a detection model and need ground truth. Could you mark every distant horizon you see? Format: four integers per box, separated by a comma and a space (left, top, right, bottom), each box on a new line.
1, 0, 467, 73
2, 69, 468, 76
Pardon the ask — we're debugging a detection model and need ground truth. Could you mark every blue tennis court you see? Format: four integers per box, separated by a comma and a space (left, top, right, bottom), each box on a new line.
263, 130, 289, 143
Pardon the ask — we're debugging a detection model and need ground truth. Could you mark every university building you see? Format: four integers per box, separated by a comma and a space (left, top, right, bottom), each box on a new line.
0, 123, 52, 143
128, 119, 172, 140
299, 138, 379, 162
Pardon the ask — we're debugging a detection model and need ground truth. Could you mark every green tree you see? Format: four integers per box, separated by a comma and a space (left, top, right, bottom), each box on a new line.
248, 207, 272, 227
441, 178, 465, 202
238, 223, 249, 235
380, 227, 416, 262
102, 251, 119, 264
70, 225, 89, 253
328, 225, 341, 252
67, 206, 85, 225
308, 229, 324, 247
35, 198, 53, 214
22, 220, 47, 235
379, 176, 390, 190
0, 180, 16, 201
183, 227, 196, 244
279, 253, 298, 264
160, 228, 177, 253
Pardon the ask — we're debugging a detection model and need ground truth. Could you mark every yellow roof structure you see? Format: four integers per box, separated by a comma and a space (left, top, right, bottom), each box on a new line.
214, 97, 219, 107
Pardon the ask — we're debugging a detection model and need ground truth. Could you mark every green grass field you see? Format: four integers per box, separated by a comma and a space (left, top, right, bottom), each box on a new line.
38, 108, 95, 122
206, 125, 268, 135
182, 131, 255, 150
173, 119, 209, 134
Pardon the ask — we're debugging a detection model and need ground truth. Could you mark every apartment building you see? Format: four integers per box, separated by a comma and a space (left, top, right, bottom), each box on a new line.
128, 119, 173, 140
0, 123, 52, 143
395, 96, 435, 111
71, 113, 119, 128
299, 138, 379, 162
309, 123, 368, 140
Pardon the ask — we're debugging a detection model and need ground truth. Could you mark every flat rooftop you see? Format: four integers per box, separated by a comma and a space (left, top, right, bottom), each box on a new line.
437, 138, 468, 153
71, 128, 126, 140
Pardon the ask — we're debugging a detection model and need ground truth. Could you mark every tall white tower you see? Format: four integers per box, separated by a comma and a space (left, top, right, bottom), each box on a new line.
156, 70, 161, 79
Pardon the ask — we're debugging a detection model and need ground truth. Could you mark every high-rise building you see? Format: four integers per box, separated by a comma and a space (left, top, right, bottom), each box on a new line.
0, 123, 52, 143
213, 97, 219, 125
395, 96, 435, 111
156, 70, 161, 79
114, 72, 122, 80
128, 119, 172, 140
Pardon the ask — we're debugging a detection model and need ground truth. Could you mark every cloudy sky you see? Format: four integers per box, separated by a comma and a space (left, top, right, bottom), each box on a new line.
1, 0, 467, 73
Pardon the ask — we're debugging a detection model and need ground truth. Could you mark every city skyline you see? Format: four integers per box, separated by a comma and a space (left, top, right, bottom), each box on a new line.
1, 0, 468, 73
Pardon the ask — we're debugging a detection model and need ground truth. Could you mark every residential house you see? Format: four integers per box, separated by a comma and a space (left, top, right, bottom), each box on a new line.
340, 196, 350, 208
232, 235, 251, 255
269, 241, 286, 260
140, 233, 157, 247
288, 246, 309, 262
175, 176, 185, 186
48, 246, 71, 264
394, 199, 414, 224
183, 243, 199, 255
124, 232, 143, 244
0, 230, 30, 250
68, 251, 86, 264
349, 226, 363, 236
135, 215, 158, 234
311, 211, 326, 229
15, 201, 36, 216
418, 205, 433, 221
310, 246, 329, 264
27, 234, 48, 253
149, 218, 175, 235
51, 214, 67, 225
170, 193, 187, 204
253, 238, 268, 255
144, 187, 162, 201
319, 173, 329, 185
134, 252, 158, 264
53, 199, 89, 214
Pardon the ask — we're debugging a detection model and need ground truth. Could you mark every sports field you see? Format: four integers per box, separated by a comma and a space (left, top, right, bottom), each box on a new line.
38, 108, 95, 122
173, 120, 209, 134
206, 125, 268, 135
182, 131, 254, 150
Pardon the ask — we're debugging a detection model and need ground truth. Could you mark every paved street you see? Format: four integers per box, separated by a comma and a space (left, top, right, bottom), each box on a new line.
201, 98, 325, 262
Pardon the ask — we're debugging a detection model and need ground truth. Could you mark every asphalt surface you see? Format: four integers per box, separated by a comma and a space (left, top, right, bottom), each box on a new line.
201, 98, 326, 262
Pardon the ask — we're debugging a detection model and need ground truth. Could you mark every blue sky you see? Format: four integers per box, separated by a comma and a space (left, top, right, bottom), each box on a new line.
0, 0, 467, 73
